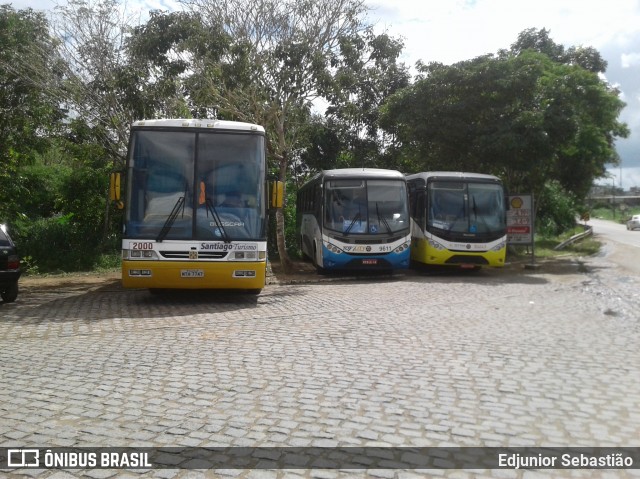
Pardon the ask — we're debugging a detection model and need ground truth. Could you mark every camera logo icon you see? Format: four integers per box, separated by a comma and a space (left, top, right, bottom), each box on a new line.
7, 449, 40, 467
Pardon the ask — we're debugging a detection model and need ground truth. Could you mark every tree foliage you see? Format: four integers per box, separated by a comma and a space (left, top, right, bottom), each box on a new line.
51, 0, 151, 166
381, 29, 628, 207
1, 9, 632, 271
322, 31, 410, 170
128, 0, 406, 270
0, 6, 66, 220
1, 4, 125, 271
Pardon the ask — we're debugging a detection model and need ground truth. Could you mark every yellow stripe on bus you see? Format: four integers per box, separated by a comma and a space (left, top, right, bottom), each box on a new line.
121, 260, 267, 289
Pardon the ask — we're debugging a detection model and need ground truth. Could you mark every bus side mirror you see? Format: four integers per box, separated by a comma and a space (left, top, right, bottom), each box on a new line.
110, 172, 124, 209
269, 180, 284, 209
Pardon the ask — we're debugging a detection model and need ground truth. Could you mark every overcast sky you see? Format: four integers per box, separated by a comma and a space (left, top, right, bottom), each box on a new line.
5, 0, 640, 188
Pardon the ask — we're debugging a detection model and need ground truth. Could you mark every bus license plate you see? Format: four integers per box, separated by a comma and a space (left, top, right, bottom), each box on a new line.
362, 259, 378, 265
181, 269, 204, 278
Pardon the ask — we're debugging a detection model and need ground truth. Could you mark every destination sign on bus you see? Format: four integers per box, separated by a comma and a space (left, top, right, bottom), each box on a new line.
199, 243, 258, 251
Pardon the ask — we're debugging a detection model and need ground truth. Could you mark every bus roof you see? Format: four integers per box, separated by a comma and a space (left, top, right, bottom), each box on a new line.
131, 119, 265, 133
320, 168, 405, 181
406, 171, 501, 182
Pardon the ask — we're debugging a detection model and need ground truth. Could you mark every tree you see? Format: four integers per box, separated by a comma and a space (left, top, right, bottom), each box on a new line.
126, 10, 227, 119
158, 0, 386, 271
510, 27, 608, 74
50, 0, 143, 164
0, 6, 66, 220
296, 114, 344, 175
380, 29, 628, 209
49, 0, 163, 250
507, 28, 626, 199
125, 1, 409, 267
323, 31, 410, 169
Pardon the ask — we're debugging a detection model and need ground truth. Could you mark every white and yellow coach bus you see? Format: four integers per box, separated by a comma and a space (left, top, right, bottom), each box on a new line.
111, 119, 281, 293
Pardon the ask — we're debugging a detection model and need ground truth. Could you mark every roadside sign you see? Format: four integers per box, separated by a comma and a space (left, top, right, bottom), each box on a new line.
507, 195, 533, 245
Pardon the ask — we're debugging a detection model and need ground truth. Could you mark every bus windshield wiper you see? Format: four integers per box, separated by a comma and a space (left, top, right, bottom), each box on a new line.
205, 197, 231, 243
471, 195, 489, 231
344, 212, 361, 235
376, 202, 392, 233
156, 196, 186, 242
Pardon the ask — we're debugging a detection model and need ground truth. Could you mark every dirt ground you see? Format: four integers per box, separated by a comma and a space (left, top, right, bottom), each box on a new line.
18, 270, 122, 292
16, 253, 573, 293
16, 260, 320, 292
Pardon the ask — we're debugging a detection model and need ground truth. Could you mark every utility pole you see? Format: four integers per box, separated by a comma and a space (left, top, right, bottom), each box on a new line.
611, 176, 616, 220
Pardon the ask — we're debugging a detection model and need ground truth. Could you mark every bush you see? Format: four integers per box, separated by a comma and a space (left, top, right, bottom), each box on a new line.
11, 164, 122, 273
16, 215, 84, 271
267, 180, 302, 260
536, 181, 579, 237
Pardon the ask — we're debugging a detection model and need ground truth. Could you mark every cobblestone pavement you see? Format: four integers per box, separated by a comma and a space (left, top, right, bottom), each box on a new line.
1, 245, 639, 479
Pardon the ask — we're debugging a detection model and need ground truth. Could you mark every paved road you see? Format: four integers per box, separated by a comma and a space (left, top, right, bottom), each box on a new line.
588, 218, 640, 277
1, 243, 639, 478
589, 218, 640, 249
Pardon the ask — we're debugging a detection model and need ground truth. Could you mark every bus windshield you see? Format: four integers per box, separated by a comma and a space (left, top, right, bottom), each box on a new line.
428, 181, 505, 234
324, 179, 409, 234
125, 130, 266, 241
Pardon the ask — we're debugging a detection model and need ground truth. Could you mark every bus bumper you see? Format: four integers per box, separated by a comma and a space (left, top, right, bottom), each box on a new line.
322, 245, 410, 270
411, 238, 506, 267
121, 260, 267, 290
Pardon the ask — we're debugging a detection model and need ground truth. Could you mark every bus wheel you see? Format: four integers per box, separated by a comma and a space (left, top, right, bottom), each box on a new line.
246, 288, 262, 295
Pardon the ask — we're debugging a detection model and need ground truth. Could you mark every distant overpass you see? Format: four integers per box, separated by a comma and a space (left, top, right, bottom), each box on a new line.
589, 195, 640, 201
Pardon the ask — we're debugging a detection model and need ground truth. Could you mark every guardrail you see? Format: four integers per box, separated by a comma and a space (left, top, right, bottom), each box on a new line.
553, 224, 593, 250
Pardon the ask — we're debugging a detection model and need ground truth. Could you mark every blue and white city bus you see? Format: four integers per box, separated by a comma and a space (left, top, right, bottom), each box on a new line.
296, 168, 411, 271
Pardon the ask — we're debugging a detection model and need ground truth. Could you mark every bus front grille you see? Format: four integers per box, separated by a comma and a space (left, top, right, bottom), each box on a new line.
445, 255, 489, 265
160, 251, 228, 260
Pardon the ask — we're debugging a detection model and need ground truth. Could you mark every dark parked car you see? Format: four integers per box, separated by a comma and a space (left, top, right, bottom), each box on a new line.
0, 224, 21, 303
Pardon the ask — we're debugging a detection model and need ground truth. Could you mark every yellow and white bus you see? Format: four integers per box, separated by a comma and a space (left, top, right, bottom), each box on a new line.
112, 119, 281, 293
406, 171, 507, 268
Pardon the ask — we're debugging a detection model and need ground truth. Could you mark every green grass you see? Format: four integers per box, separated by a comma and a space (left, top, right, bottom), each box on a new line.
510, 226, 601, 260
22, 252, 121, 277
591, 206, 640, 223
93, 252, 121, 272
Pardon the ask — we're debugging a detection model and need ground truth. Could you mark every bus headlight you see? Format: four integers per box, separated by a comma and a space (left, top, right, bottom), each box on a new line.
124, 250, 159, 260
428, 238, 446, 250
324, 242, 343, 254
490, 241, 506, 252
394, 242, 410, 253
233, 251, 257, 260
